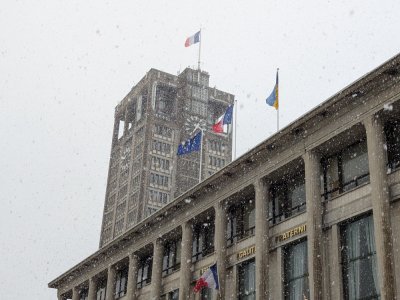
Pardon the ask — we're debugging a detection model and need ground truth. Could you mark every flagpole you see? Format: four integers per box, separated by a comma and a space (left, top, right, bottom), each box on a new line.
277, 68, 279, 132
234, 99, 237, 160
198, 28, 201, 70
198, 128, 203, 182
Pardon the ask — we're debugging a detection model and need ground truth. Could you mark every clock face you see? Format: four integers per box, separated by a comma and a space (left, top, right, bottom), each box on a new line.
184, 115, 206, 135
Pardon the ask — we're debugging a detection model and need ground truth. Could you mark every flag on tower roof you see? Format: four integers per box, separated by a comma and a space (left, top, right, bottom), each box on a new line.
185, 31, 201, 47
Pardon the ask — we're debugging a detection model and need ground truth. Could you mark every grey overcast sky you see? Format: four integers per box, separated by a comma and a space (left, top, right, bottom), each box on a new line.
1, 0, 400, 298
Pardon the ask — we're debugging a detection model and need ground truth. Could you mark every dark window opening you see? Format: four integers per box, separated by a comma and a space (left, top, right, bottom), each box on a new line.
283, 239, 309, 300
192, 219, 215, 262
238, 259, 256, 300
227, 199, 255, 246
162, 240, 181, 276
270, 172, 305, 224
114, 267, 128, 298
341, 214, 380, 300
137, 256, 152, 289
156, 85, 176, 115
79, 289, 88, 300
96, 278, 107, 300
322, 140, 369, 200
385, 120, 400, 171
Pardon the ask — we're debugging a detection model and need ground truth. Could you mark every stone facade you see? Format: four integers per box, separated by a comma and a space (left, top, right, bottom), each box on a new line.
49, 54, 400, 299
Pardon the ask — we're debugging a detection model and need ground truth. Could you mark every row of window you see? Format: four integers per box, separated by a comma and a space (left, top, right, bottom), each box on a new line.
152, 140, 172, 154
208, 155, 226, 168
208, 139, 227, 153
192, 86, 208, 101
92, 214, 380, 300
151, 156, 171, 172
148, 189, 170, 204
154, 124, 173, 138
149, 172, 170, 188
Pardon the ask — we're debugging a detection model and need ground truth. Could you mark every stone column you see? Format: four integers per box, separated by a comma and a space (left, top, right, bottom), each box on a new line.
304, 150, 323, 300
329, 224, 342, 299
126, 253, 139, 300
214, 203, 227, 300
105, 265, 116, 300
179, 221, 193, 300
276, 247, 283, 299
151, 238, 164, 299
254, 178, 270, 300
72, 287, 80, 300
88, 277, 98, 300
364, 115, 396, 299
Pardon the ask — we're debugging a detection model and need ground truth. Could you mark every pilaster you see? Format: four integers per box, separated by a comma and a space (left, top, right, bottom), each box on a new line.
179, 221, 193, 300
105, 265, 116, 300
304, 150, 323, 299
254, 178, 270, 300
151, 238, 164, 299
126, 253, 139, 300
364, 114, 396, 299
214, 203, 227, 300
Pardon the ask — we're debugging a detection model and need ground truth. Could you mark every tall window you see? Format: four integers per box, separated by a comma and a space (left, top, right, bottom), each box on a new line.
283, 239, 309, 300
136, 96, 142, 121
192, 220, 215, 262
156, 85, 176, 115
238, 259, 256, 300
115, 267, 128, 298
162, 240, 181, 276
341, 215, 380, 299
322, 140, 369, 200
96, 278, 106, 300
161, 289, 179, 300
386, 120, 400, 170
227, 200, 255, 245
79, 289, 88, 300
270, 173, 305, 224
137, 257, 152, 289
201, 288, 213, 300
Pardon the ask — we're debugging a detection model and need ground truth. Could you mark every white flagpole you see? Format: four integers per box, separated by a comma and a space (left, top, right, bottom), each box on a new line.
198, 128, 204, 182
234, 100, 237, 160
198, 28, 201, 70
277, 68, 279, 131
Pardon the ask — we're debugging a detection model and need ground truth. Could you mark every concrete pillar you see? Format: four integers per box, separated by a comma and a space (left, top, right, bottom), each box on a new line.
72, 287, 80, 300
364, 115, 396, 299
151, 238, 164, 299
105, 265, 116, 300
276, 247, 283, 300
329, 224, 342, 299
88, 277, 97, 300
214, 203, 227, 300
126, 253, 139, 300
254, 178, 270, 300
304, 150, 323, 300
179, 221, 193, 300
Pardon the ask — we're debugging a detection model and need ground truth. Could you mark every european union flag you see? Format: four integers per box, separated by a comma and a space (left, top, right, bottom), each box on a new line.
177, 131, 202, 156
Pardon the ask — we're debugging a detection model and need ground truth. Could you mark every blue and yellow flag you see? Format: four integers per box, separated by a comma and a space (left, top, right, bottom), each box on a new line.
266, 70, 279, 110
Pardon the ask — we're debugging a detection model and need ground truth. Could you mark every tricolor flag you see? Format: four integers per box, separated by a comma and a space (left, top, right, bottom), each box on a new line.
177, 131, 202, 156
212, 105, 234, 134
185, 31, 201, 47
266, 70, 279, 110
193, 263, 219, 293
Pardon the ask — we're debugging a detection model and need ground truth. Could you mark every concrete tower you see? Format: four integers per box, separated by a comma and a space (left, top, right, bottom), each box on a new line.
99, 68, 234, 247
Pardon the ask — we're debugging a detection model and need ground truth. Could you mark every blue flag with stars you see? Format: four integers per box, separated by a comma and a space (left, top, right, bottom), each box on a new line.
177, 131, 202, 156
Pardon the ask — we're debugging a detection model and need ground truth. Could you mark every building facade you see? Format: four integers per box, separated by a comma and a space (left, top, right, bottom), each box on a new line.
49, 54, 400, 300
100, 68, 234, 247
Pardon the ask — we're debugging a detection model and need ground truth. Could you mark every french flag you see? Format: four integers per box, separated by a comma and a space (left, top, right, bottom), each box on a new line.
194, 263, 219, 293
185, 31, 201, 47
212, 105, 234, 134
